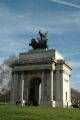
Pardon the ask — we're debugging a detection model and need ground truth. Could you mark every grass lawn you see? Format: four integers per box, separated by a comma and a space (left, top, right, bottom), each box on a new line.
0, 105, 80, 120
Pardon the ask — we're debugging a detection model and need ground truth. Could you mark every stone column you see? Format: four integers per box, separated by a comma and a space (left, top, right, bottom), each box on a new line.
40, 69, 54, 107
50, 69, 53, 101
20, 72, 25, 106
14, 72, 18, 102
56, 69, 64, 107
10, 72, 15, 104
69, 74, 71, 106
61, 70, 64, 107
40, 71, 44, 106
26, 73, 29, 105
39, 83, 41, 105
41, 71, 44, 101
10, 71, 18, 105
56, 70, 61, 107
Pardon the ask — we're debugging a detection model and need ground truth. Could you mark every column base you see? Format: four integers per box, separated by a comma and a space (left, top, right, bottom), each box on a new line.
63, 101, 71, 108
19, 100, 25, 106
40, 100, 56, 107
10, 100, 25, 106
56, 101, 71, 108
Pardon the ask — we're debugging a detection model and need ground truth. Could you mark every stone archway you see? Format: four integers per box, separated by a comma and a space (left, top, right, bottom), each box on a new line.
29, 77, 41, 106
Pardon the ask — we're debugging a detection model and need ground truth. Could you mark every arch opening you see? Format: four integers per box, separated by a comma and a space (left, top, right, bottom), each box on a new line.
29, 77, 41, 106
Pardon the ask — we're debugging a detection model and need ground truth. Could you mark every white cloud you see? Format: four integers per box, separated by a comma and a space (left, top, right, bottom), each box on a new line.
72, 81, 80, 85
65, 52, 80, 58
50, 0, 80, 9
69, 61, 80, 68
0, 4, 80, 37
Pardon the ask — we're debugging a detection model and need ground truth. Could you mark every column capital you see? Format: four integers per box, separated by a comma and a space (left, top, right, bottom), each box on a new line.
48, 69, 54, 73
52, 63, 55, 70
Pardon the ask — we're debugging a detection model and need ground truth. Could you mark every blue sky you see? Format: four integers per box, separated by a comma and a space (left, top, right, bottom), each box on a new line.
0, 0, 80, 91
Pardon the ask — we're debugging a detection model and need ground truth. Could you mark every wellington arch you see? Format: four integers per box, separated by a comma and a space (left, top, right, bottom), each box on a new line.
10, 31, 72, 108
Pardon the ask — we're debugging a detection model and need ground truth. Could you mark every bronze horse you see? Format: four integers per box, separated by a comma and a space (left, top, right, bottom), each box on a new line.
29, 31, 48, 50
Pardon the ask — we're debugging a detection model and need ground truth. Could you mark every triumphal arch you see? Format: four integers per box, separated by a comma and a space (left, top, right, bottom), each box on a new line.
10, 31, 72, 108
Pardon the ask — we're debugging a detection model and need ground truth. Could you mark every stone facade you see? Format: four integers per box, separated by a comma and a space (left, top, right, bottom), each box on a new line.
10, 49, 72, 108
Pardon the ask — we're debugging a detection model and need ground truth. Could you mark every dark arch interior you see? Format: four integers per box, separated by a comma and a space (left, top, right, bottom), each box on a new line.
29, 78, 41, 106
